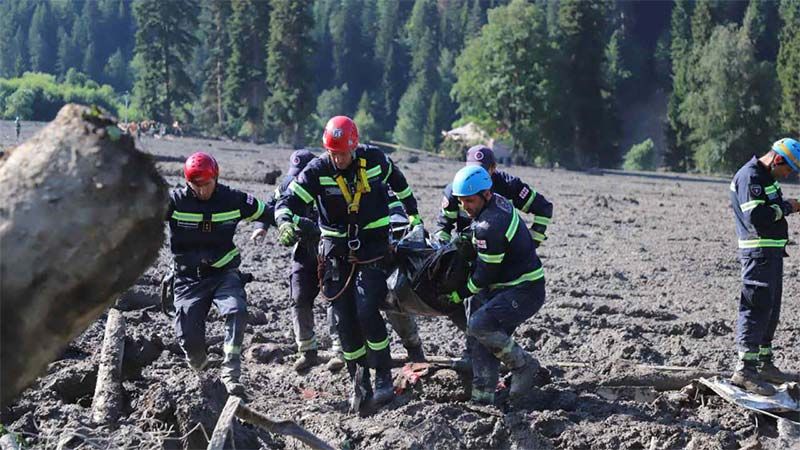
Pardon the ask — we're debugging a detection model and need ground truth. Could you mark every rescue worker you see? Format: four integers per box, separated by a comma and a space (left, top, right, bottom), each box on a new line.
14, 116, 20, 142
254, 153, 426, 373
447, 165, 546, 405
729, 138, 800, 395
166, 152, 271, 395
275, 116, 423, 408
434, 145, 552, 247
251, 150, 334, 372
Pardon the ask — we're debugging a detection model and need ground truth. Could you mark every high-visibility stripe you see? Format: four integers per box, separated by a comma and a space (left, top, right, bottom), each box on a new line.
533, 215, 551, 226
320, 227, 347, 238
739, 200, 764, 212
467, 277, 480, 294
532, 231, 547, 242
289, 180, 314, 204
364, 216, 390, 230
245, 199, 266, 221
521, 191, 537, 212
224, 344, 241, 355
275, 208, 294, 221
505, 210, 520, 241
478, 252, 504, 263
409, 214, 422, 226
319, 176, 338, 186
367, 337, 390, 351
273, 186, 281, 199
297, 337, 317, 352
396, 186, 412, 199
212, 210, 241, 222
366, 166, 382, 178
388, 201, 403, 210
490, 267, 544, 289
765, 182, 780, 194
382, 161, 393, 183
759, 346, 772, 356
738, 238, 787, 249
211, 248, 239, 268
738, 351, 759, 361
435, 230, 451, 242
172, 211, 203, 222
443, 209, 458, 219
343, 346, 367, 361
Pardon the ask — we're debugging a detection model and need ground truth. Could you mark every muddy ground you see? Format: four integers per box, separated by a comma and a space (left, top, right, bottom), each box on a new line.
2, 120, 799, 450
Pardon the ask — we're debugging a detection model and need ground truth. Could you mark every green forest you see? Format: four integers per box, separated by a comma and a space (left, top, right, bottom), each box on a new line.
1, 0, 799, 173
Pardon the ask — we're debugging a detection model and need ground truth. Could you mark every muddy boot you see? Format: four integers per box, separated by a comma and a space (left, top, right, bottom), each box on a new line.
731, 362, 775, 396
327, 338, 345, 372
187, 353, 210, 372
294, 350, 318, 372
759, 361, 794, 384
405, 344, 426, 363
221, 373, 245, 396
327, 354, 345, 372
496, 341, 540, 398
372, 368, 394, 405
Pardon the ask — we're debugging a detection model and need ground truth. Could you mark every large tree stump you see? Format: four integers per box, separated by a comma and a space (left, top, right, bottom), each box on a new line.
91, 308, 126, 425
0, 104, 167, 408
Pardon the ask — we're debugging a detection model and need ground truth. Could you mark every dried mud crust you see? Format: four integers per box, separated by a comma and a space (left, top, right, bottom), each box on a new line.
2, 124, 799, 449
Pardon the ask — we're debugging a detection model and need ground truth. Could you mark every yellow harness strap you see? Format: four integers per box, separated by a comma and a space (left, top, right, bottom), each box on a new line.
334, 158, 371, 214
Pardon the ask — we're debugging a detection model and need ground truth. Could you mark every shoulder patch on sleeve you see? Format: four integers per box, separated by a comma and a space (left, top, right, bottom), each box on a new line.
246, 193, 254, 205
749, 184, 763, 197
519, 186, 530, 199
474, 239, 487, 249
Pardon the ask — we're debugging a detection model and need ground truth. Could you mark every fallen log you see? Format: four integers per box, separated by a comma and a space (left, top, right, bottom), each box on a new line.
208, 396, 335, 450
91, 308, 126, 425
0, 104, 167, 408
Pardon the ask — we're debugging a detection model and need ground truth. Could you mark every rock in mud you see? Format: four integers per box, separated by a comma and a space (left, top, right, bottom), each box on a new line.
0, 104, 167, 408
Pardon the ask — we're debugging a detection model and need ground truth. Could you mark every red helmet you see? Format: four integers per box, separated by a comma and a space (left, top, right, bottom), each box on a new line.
322, 116, 358, 153
184, 152, 219, 182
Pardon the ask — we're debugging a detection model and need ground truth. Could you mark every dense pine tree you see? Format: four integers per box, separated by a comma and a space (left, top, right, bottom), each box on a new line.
665, 0, 693, 171
27, 3, 57, 75
557, 0, 614, 168
224, 0, 270, 138
778, 0, 800, 136
132, 0, 200, 122
197, 0, 231, 135
394, 0, 440, 148
264, 0, 314, 145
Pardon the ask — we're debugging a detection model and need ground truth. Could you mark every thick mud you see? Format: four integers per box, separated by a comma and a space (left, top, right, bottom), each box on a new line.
2, 122, 799, 449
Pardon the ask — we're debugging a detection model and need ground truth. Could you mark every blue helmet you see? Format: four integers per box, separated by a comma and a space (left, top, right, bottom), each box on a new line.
772, 138, 800, 172
452, 165, 492, 197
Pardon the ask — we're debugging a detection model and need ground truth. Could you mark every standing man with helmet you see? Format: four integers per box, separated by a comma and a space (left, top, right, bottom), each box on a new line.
434, 145, 552, 247
447, 166, 547, 405
14, 116, 21, 142
275, 116, 423, 409
167, 152, 271, 395
251, 150, 334, 372
729, 138, 800, 394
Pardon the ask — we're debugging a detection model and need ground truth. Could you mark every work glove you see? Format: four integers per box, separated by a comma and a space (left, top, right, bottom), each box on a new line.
278, 222, 300, 246
448, 291, 463, 304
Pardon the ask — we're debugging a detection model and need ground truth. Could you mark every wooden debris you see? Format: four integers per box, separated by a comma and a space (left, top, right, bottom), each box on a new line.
208, 396, 335, 450
91, 308, 126, 425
